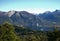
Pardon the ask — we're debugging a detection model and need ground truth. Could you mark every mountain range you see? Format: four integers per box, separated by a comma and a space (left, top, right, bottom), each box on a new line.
0, 10, 60, 30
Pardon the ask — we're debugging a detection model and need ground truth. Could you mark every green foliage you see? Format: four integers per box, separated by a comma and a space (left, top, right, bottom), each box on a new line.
0, 22, 60, 41
0, 22, 20, 41
47, 27, 60, 41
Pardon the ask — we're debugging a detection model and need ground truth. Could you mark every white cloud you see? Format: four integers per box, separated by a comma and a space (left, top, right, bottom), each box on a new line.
10, 8, 55, 14
15, 8, 47, 14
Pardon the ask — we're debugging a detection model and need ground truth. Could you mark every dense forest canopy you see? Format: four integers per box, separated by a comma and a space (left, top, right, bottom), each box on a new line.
0, 22, 60, 41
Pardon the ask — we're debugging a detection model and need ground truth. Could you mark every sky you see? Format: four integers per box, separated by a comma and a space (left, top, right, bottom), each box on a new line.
0, 0, 60, 14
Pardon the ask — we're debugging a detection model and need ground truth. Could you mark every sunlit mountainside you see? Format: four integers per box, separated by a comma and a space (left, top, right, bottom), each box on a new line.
0, 10, 60, 31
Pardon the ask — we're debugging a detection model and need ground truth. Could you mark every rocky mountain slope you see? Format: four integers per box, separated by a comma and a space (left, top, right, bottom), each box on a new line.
0, 10, 60, 30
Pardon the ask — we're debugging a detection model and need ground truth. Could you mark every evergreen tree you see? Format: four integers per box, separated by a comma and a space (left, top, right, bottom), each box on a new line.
0, 22, 20, 41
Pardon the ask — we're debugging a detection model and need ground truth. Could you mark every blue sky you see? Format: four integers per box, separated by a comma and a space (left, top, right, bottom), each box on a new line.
0, 0, 60, 14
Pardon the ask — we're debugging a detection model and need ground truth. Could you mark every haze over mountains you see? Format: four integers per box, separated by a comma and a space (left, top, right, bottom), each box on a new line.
0, 10, 60, 30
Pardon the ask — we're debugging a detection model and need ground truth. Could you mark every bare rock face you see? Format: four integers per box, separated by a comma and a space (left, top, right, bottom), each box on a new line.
7, 10, 16, 17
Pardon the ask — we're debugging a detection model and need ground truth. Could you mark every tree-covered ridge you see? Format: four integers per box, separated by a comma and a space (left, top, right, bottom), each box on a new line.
0, 22, 60, 41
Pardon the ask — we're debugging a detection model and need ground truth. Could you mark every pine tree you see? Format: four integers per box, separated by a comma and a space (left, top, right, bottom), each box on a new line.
0, 22, 20, 41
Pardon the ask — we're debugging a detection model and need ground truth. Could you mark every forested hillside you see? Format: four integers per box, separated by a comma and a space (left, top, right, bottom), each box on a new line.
0, 22, 60, 41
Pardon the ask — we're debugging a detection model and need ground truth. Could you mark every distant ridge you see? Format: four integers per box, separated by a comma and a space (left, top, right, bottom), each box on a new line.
0, 10, 60, 30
